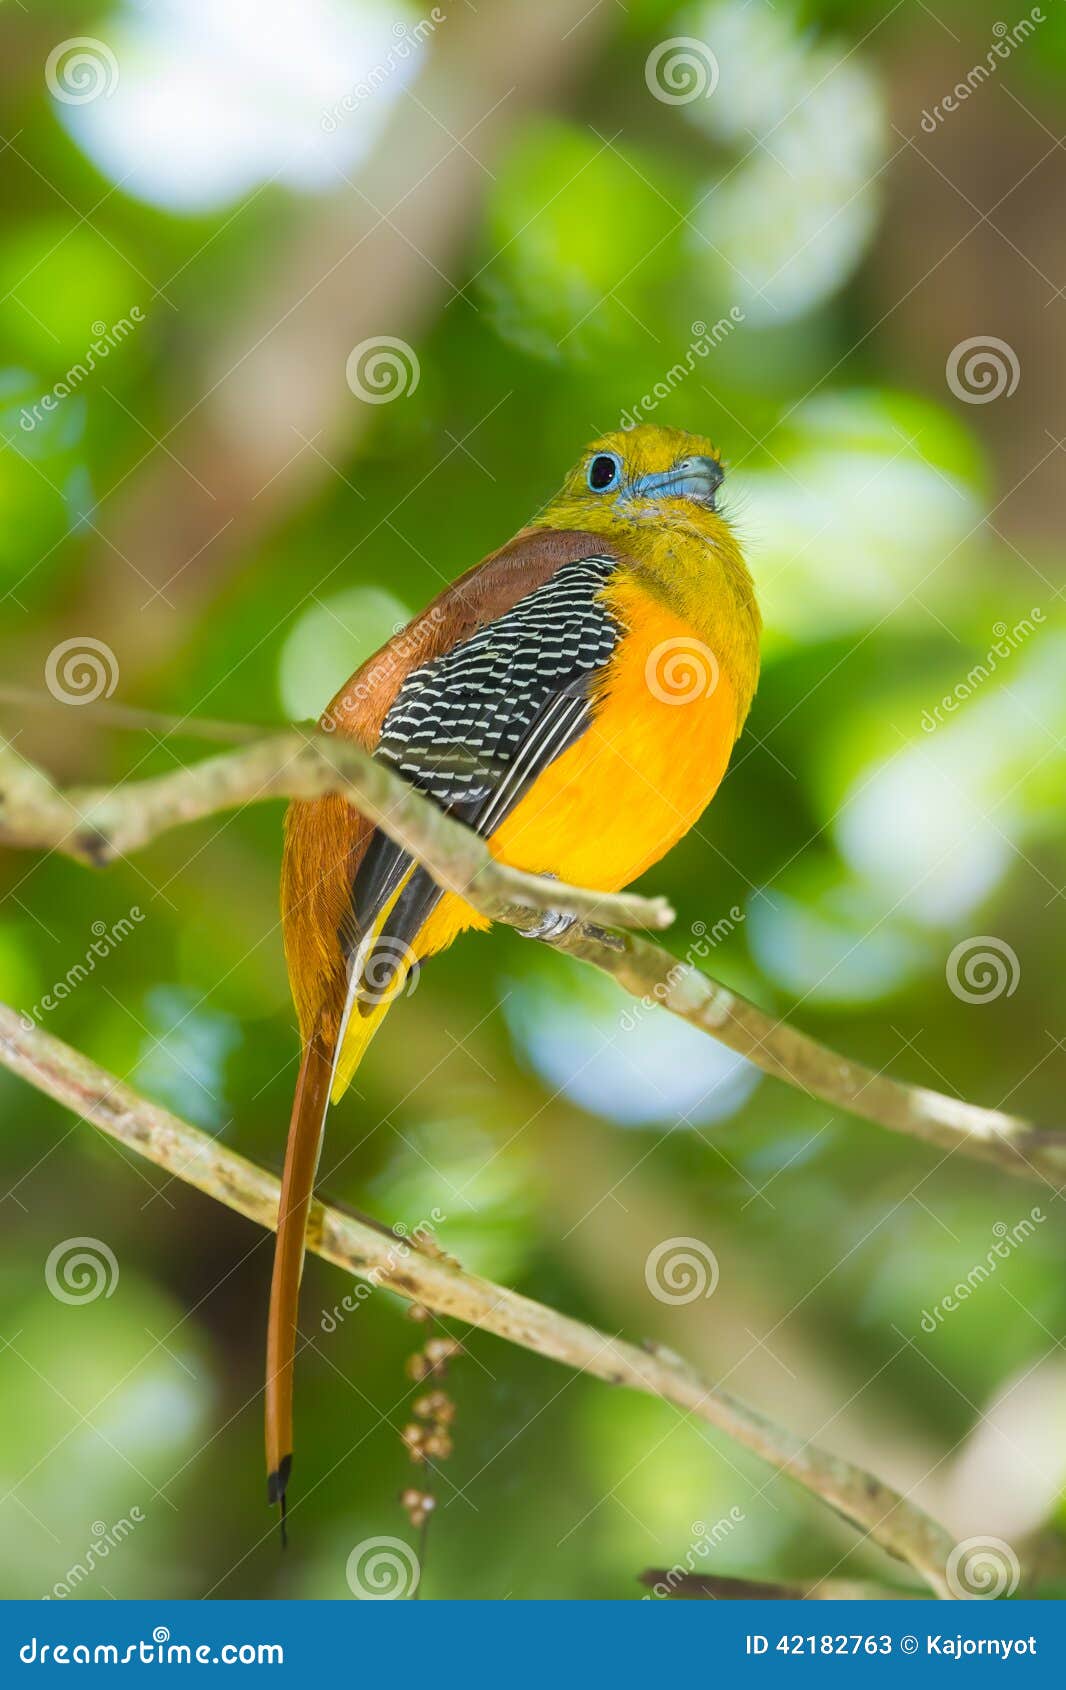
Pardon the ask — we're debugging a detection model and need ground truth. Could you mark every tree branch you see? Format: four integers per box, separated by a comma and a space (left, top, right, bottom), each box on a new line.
2, 728, 1063, 1184
0, 731, 672, 932
0, 1004, 956, 1598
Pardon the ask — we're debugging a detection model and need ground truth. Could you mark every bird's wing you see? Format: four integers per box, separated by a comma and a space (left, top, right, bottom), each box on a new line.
345, 552, 620, 1004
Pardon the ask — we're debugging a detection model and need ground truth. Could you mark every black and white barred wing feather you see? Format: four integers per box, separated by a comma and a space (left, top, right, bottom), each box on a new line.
346, 554, 620, 1004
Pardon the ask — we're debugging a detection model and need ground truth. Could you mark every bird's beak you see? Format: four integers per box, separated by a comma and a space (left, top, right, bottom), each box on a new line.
623, 455, 724, 509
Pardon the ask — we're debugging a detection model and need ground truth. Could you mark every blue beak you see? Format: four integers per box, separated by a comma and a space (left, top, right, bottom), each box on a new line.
624, 455, 724, 509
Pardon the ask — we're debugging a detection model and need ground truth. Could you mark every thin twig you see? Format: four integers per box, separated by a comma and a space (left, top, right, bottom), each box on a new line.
1, 731, 1063, 1182
0, 1004, 957, 1598
638, 1570, 926, 1600
550, 925, 1066, 1186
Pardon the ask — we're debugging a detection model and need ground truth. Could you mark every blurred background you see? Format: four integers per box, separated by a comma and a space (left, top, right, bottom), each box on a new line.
1, 0, 1065, 1601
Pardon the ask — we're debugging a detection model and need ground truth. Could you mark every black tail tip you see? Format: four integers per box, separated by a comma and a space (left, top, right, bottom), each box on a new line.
267, 1454, 292, 1507
267, 1456, 292, 1549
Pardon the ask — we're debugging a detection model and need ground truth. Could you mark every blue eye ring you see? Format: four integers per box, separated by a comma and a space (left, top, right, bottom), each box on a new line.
587, 451, 622, 492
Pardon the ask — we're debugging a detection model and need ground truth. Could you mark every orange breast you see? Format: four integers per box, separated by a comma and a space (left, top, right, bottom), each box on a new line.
413, 577, 739, 962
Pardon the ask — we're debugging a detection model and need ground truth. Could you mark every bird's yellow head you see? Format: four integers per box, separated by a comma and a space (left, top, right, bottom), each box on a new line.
535, 425, 728, 537
534, 424, 760, 726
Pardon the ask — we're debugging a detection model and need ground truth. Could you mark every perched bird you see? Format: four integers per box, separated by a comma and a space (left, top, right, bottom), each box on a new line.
268, 424, 761, 1524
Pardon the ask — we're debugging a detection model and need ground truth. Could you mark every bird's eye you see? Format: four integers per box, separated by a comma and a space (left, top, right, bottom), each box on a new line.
587, 452, 622, 492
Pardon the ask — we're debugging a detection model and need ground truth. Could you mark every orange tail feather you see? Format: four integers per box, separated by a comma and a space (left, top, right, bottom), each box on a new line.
268, 876, 425, 1534
265, 1024, 334, 1533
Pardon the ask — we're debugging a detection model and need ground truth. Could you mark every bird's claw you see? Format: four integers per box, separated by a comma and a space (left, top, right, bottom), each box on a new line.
518, 908, 577, 942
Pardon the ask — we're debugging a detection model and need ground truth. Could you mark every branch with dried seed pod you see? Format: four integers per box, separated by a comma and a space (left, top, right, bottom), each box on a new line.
0, 1005, 965, 1598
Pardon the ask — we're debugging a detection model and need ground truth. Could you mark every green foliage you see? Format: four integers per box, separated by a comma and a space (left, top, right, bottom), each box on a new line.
1, 0, 1063, 1602
481, 120, 688, 360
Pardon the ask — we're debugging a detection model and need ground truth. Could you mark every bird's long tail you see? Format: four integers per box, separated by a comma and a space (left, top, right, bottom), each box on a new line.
265, 1023, 333, 1535
265, 877, 423, 1536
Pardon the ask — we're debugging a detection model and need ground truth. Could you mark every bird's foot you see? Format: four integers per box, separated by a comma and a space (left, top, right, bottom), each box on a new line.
518, 907, 577, 942
517, 874, 578, 941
